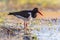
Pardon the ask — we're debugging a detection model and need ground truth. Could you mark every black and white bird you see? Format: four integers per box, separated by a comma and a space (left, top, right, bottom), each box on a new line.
8, 8, 43, 35
8, 8, 43, 21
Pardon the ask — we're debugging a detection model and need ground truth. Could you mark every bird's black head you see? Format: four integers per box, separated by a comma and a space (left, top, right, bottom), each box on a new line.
32, 8, 38, 13
32, 8, 43, 18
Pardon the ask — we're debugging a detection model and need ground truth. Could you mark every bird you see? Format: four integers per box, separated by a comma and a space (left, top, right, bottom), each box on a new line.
8, 8, 43, 35
8, 8, 43, 21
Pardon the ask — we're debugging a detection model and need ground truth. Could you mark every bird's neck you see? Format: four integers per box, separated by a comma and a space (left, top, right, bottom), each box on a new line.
28, 12, 32, 21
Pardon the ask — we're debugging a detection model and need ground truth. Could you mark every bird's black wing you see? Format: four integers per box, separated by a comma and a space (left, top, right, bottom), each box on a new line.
8, 10, 32, 18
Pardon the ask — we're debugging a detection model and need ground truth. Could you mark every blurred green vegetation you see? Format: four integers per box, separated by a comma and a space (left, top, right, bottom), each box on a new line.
0, 0, 59, 12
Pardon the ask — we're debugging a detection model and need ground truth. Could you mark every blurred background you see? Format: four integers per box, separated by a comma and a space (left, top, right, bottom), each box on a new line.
0, 0, 60, 11
0, 0, 60, 26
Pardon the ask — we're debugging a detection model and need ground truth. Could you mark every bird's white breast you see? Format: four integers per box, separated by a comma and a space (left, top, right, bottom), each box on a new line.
28, 12, 33, 21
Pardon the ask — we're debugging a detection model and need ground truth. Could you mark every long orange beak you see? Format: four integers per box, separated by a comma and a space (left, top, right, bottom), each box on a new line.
38, 11, 43, 16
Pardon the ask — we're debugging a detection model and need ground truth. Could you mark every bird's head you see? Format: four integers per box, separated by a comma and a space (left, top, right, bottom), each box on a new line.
32, 8, 43, 18
33, 8, 43, 16
33, 8, 38, 12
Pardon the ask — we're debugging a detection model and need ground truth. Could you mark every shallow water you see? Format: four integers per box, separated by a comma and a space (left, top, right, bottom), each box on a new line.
31, 24, 60, 40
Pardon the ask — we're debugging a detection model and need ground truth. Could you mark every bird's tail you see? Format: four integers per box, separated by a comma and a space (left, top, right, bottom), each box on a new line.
8, 13, 13, 15
8, 12, 16, 15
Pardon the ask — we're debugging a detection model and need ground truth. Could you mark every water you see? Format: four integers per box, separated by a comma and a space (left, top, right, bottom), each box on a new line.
31, 24, 60, 40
